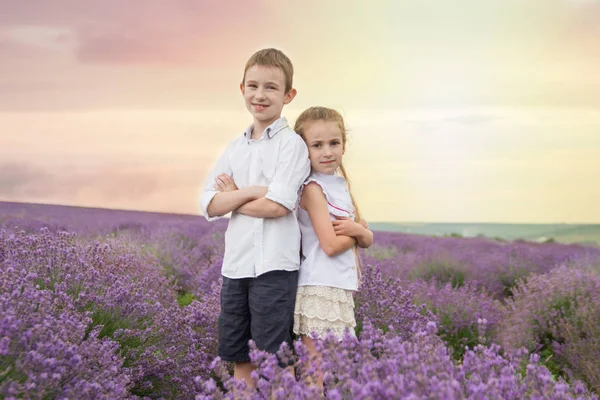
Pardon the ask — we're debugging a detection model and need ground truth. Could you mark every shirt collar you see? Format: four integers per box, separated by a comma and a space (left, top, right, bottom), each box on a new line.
311, 171, 346, 185
243, 117, 288, 142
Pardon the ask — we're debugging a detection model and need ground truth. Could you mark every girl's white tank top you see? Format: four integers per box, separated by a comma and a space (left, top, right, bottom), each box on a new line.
297, 172, 358, 291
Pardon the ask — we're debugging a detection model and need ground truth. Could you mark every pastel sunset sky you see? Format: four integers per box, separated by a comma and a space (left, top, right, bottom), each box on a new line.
1, 0, 599, 223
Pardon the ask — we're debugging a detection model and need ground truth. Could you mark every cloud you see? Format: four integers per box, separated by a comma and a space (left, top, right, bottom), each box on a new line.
1, 0, 600, 112
404, 114, 499, 125
0, 162, 203, 206
0, 163, 54, 196
399, 113, 500, 135
0, 36, 38, 58
0, 81, 72, 94
0, 0, 276, 66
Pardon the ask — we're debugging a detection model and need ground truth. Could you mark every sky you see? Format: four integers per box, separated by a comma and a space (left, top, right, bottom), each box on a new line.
1, 0, 599, 223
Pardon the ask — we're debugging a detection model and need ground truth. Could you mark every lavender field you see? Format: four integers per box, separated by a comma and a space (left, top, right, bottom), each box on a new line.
1, 201, 600, 399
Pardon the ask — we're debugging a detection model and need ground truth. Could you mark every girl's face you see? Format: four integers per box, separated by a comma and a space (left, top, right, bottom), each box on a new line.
302, 120, 345, 175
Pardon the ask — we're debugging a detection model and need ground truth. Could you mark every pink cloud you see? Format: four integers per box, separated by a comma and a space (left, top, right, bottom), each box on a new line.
0, 161, 205, 211
0, 163, 54, 196
0, 36, 36, 58
1, 0, 280, 66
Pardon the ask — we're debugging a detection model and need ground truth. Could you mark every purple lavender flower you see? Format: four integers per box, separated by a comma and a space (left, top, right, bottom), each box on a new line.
2, 201, 600, 398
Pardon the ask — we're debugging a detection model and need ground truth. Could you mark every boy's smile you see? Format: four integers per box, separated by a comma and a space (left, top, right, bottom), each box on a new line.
241, 65, 296, 136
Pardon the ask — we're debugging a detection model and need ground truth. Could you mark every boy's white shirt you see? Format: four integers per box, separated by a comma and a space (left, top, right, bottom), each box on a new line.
199, 117, 310, 278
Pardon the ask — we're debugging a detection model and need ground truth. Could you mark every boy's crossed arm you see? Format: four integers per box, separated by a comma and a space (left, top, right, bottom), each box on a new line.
199, 144, 267, 220
213, 174, 287, 218
202, 135, 311, 220
206, 184, 267, 218
237, 197, 288, 218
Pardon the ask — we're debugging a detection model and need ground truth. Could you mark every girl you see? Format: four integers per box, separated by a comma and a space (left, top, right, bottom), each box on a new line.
293, 107, 373, 383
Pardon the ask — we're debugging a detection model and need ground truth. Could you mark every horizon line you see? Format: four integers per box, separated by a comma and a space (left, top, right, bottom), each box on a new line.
2, 200, 599, 226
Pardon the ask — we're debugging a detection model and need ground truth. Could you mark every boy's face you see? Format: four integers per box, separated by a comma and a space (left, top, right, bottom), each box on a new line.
302, 120, 345, 175
241, 65, 296, 128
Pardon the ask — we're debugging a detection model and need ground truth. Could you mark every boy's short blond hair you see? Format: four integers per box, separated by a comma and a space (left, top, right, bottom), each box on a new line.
242, 48, 294, 93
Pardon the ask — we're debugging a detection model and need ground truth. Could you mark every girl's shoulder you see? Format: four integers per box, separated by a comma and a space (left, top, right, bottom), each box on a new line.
301, 172, 354, 218
303, 172, 347, 189
301, 172, 347, 200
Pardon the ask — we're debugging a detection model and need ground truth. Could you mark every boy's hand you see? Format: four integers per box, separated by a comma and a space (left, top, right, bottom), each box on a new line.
214, 174, 238, 192
358, 218, 369, 229
332, 216, 362, 237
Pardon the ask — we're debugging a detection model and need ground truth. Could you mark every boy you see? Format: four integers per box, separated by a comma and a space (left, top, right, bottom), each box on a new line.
199, 48, 310, 385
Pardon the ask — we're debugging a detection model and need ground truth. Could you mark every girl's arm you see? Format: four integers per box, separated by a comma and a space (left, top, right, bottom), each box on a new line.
303, 182, 357, 257
332, 217, 374, 248
355, 226, 373, 248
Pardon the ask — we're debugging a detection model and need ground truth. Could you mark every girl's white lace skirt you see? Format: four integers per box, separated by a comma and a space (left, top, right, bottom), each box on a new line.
293, 285, 356, 339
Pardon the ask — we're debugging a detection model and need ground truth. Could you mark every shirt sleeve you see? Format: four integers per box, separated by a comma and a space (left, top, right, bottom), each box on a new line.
198, 141, 235, 221
265, 134, 311, 211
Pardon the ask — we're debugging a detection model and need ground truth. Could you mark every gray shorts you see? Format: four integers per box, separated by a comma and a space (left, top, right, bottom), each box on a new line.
218, 269, 299, 363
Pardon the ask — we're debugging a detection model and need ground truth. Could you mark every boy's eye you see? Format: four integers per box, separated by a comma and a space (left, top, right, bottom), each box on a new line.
312, 144, 321, 148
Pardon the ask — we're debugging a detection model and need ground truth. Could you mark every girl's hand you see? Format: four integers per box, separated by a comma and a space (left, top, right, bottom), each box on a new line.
332, 216, 362, 237
214, 174, 238, 192
358, 218, 369, 229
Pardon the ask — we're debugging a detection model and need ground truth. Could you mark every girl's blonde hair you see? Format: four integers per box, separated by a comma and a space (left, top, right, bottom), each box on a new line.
294, 106, 364, 275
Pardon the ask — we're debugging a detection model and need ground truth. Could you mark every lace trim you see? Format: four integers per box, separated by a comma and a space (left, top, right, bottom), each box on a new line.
294, 297, 356, 323
297, 285, 355, 305
294, 314, 356, 339
294, 285, 357, 337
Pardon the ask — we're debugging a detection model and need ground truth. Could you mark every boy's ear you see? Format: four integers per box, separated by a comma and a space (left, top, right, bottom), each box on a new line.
284, 88, 297, 104
240, 82, 245, 94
